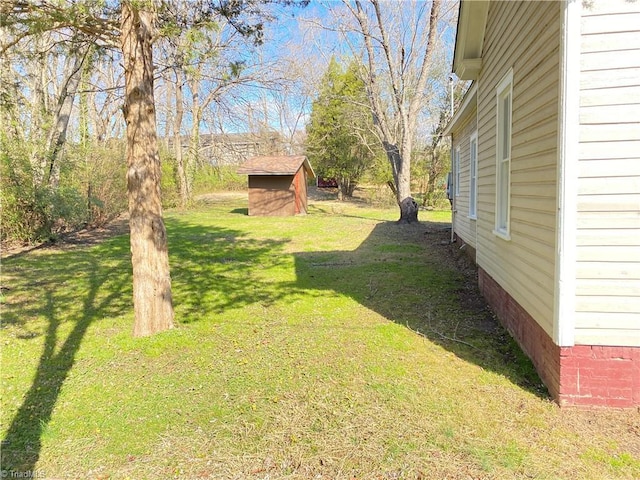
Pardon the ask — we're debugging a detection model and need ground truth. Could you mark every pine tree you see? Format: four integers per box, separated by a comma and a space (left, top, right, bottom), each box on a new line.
306, 58, 379, 200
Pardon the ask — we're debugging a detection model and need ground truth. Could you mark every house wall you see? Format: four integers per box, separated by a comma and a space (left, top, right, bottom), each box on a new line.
475, 0, 561, 338
480, 266, 640, 407
575, 0, 640, 347
247, 175, 296, 216
452, 110, 478, 248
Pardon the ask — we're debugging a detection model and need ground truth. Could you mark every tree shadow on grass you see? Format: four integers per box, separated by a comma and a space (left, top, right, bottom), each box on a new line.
1, 236, 132, 472
0, 215, 547, 473
0, 220, 301, 472
166, 215, 546, 397
293, 220, 548, 399
166, 218, 319, 322
230, 208, 249, 215
0, 218, 309, 472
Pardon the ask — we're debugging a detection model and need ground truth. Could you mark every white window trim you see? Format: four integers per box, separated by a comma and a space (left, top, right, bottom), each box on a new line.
454, 146, 461, 197
493, 68, 513, 241
469, 131, 478, 219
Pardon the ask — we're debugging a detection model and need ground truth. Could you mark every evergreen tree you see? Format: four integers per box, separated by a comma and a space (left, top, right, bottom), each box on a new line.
306, 58, 379, 200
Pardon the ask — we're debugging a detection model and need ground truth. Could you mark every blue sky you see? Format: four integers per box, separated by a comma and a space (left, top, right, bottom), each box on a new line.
191, 1, 458, 139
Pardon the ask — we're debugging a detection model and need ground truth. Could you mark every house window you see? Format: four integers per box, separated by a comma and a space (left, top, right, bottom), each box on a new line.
495, 69, 513, 238
469, 131, 478, 219
454, 147, 461, 196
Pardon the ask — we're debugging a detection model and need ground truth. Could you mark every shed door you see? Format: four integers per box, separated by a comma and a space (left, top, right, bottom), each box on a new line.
293, 169, 308, 214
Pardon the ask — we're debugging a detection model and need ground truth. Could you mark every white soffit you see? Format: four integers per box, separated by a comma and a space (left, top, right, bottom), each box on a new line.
452, 0, 489, 80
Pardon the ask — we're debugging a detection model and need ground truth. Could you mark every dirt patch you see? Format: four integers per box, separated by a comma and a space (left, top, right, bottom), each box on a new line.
1, 215, 130, 260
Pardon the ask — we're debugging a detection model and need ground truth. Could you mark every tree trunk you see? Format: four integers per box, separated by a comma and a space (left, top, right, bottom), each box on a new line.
425, 152, 440, 208
186, 79, 202, 203
399, 197, 419, 224
187, 120, 199, 201
173, 74, 189, 207
44, 48, 87, 188
385, 140, 418, 223
28, 37, 49, 185
121, 3, 175, 337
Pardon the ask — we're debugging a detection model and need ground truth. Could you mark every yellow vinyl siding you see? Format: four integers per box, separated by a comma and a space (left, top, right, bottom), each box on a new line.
581, 31, 640, 52
575, 0, 640, 346
579, 297, 640, 315
475, 1, 560, 337
581, 50, 640, 71
578, 194, 640, 212
578, 211, 640, 229
580, 123, 640, 142
579, 85, 640, 108
578, 140, 640, 160
580, 68, 640, 90
574, 328, 640, 347
577, 246, 640, 263
577, 228, 640, 247
576, 0, 640, 346
577, 278, 640, 296
581, 12, 640, 34
576, 263, 639, 281
581, 106, 640, 126
579, 176, 640, 194
451, 111, 478, 248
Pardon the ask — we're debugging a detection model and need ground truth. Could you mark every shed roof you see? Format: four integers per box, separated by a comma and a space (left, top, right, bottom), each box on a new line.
237, 155, 315, 178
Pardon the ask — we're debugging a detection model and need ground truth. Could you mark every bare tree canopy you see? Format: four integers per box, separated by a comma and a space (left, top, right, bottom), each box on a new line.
331, 0, 448, 223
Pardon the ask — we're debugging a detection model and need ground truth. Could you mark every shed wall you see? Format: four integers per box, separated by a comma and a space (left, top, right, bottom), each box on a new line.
248, 175, 296, 216
293, 168, 308, 215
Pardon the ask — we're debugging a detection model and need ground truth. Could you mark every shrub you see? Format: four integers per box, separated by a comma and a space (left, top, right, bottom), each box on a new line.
1, 136, 128, 243
64, 140, 127, 227
192, 165, 246, 195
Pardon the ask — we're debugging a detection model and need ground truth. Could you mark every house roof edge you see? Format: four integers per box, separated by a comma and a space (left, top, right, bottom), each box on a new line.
452, 0, 489, 81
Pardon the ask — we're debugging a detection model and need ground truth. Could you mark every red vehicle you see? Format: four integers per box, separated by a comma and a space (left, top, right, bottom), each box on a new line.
316, 177, 338, 188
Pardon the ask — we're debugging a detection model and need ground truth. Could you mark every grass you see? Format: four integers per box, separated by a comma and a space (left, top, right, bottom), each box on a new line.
1, 193, 639, 479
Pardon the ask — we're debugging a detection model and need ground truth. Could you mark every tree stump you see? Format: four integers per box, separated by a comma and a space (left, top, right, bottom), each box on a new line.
398, 197, 419, 224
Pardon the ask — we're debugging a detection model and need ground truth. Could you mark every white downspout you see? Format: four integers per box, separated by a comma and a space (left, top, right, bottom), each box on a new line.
449, 75, 456, 244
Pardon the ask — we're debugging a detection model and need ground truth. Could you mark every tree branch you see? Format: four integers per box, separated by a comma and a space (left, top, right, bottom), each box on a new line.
371, 0, 403, 114
1, 0, 120, 53
408, 0, 441, 121
344, 0, 392, 143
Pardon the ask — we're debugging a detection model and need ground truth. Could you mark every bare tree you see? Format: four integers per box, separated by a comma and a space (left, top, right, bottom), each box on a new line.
85, 55, 126, 143
2, 30, 92, 187
41, 37, 92, 188
157, 15, 275, 205
337, 0, 445, 223
248, 49, 317, 154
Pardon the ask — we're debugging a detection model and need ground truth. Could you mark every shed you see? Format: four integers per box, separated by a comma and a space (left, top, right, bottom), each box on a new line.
237, 155, 315, 216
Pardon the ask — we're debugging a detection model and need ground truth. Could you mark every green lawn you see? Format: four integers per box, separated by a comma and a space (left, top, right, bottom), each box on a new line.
1, 194, 638, 479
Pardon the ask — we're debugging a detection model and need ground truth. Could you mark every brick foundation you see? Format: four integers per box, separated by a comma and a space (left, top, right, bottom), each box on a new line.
478, 267, 640, 408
